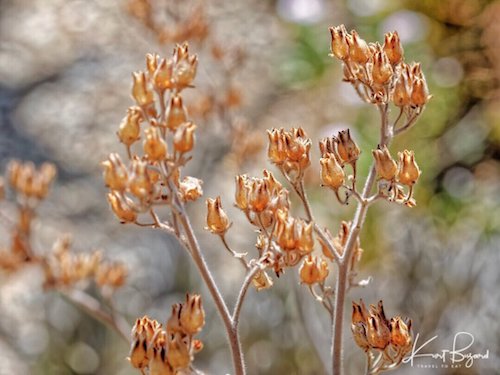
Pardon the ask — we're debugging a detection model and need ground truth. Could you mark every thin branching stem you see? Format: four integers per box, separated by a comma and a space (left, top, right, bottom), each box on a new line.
60, 289, 129, 342
331, 104, 392, 375
175, 203, 246, 375
232, 265, 259, 326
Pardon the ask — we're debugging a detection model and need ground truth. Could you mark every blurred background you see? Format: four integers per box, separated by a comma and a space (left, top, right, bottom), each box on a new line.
0, 0, 499, 374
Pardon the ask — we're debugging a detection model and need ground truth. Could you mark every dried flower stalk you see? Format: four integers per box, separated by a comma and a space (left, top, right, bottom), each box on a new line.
105, 23, 429, 375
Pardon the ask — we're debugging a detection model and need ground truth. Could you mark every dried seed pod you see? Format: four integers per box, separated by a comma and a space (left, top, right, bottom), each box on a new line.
393, 69, 411, 107
348, 30, 371, 64
397, 150, 421, 186
234, 174, 250, 210
107, 191, 137, 223
118, 107, 142, 146
131, 71, 154, 106
152, 58, 174, 90
166, 94, 188, 131
320, 153, 345, 190
179, 294, 205, 335
173, 121, 196, 153
372, 50, 393, 85
167, 333, 191, 369
102, 153, 128, 191
336, 129, 361, 164
205, 196, 231, 234
299, 255, 329, 285
129, 159, 154, 200
143, 128, 167, 161
383, 31, 404, 65
372, 146, 397, 181
329, 24, 350, 60
410, 77, 430, 107
390, 316, 412, 347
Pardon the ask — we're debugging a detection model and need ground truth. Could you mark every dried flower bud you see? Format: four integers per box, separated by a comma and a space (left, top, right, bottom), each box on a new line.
320, 153, 345, 190
397, 150, 421, 186
336, 129, 361, 164
167, 333, 191, 369
129, 159, 153, 200
248, 180, 269, 212
252, 270, 273, 291
267, 128, 287, 165
179, 176, 203, 201
348, 30, 371, 64
173, 121, 196, 153
107, 191, 137, 223
143, 128, 167, 161
179, 293, 205, 335
372, 146, 397, 181
319, 137, 336, 157
390, 316, 412, 347
352, 300, 370, 351
145, 53, 160, 76
102, 153, 128, 191
150, 331, 174, 375
410, 77, 430, 107
367, 315, 391, 349
383, 31, 404, 65
329, 24, 350, 60
131, 71, 154, 106
372, 50, 393, 85
118, 107, 142, 146
152, 58, 174, 90
299, 255, 329, 285
166, 95, 188, 131
235, 174, 250, 210
205, 196, 231, 234
166, 304, 182, 335
173, 54, 198, 90
393, 70, 411, 107
129, 316, 161, 369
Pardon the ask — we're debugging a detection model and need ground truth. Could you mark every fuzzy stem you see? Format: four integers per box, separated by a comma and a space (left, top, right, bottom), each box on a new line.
331, 104, 391, 375
176, 208, 246, 375
232, 265, 260, 326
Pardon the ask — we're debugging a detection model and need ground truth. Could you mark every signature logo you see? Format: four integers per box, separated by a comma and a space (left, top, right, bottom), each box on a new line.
402, 332, 489, 369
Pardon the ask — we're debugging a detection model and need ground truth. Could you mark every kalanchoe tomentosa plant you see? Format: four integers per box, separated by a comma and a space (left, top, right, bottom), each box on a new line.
102, 23, 429, 375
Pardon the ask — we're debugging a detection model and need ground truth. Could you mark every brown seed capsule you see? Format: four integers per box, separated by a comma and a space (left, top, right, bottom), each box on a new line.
152, 58, 174, 90
393, 69, 411, 107
205, 196, 231, 234
235, 174, 250, 210
329, 24, 350, 60
118, 107, 142, 146
397, 150, 421, 186
167, 333, 191, 369
149, 331, 174, 375
410, 77, 430, 107
348, 30, 371, 64
390, 316, 412, 347
145, 53, 160, 76
383, 31, 404, 65
173, 122, 196, 153
173, 54, 198, 89
102, 153, 128, 191
372, 146, 397, 181
179, 294, 205, 335
248, 180, 269, 212
299, 255, 329, 285
131, 71, 154, 106
129, 159, 153, 200
143, 128, 167, 161
107, 192, 137, 223
366, 315, 391, 349
166, 95, 188, 131
336, 129, 361, 164
320, 153, 345, 190
267, 128, 287, 165
372, 50, 393, 85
